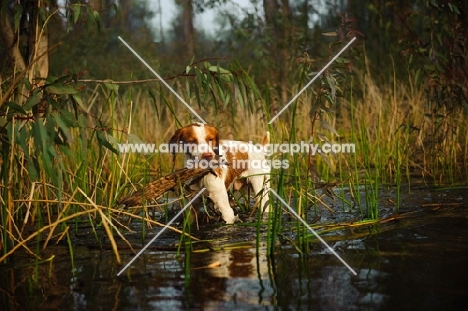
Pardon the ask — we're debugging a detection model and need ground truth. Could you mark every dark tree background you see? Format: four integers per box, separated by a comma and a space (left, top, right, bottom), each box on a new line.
1, 0, 467, 109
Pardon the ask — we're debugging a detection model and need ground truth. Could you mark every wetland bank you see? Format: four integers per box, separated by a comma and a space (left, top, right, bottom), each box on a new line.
1, 0, 468, 310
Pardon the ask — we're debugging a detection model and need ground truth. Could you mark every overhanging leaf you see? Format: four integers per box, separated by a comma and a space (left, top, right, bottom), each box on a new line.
335, 57, 351, 63
93, 10, 101, 31
6, 102, 27, 115
53, 113, 72, 143
46, 83, 79, 95
71, 3, 81, 24
27, 158, 39, 181
104, 80, 119, 92
320, 119, 339, 136
97, 131, 119, 154
326, 76, 337, 101
127, 133, 145, 144
13, 4, 23, 31
208, 65, 233, 82
23, 89, 42, 111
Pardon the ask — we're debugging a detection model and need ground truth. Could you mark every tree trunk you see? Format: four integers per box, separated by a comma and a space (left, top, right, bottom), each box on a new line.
0, 8, 28, 104
0, 13, 27, 73
0, 1, 50, 83
279, 0, 292, 105
263, 0, 291, 106
29, 3, 49, 85
181, 0, 195, 59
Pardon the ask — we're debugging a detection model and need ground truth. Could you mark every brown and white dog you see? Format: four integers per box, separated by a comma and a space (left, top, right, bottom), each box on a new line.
169, 122, 270, 224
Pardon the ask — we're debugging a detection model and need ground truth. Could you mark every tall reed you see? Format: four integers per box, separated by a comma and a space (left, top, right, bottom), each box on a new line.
1, 52, 467, 267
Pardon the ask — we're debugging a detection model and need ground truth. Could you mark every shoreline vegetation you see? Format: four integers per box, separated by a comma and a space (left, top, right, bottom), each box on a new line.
1, 1, 467, 265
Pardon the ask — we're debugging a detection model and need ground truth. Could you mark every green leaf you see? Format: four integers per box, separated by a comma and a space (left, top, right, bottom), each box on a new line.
17, 125, 30, 159
326, 76, 337, 101
27, 158, 39, 181
58, 145, 74, 159
97, 131, 119, 154
13, 4, 23, 31
448, 3, 460, 14
316, 132, 329, 143
71, 94, 86, 113
53, 113, 72, 143
217, 83, 225, 103
5, 102, 27, 115
235, 82, 244, 108
45, 112, 56, 134
47, 97, 61, 110
194, 67, 208, 102
21, 78, 32, 92
106, 133, 120, 147
414, 68, 422, 85
208, 65, 233, 82
208, 66, 231, 74
86, 6, 94, 30
23, 89, 42, 111
335, 57, 351, 64
46, 83, 79, 95
71, 4, 81, 23
104, 80, 119, 92
222, 92, 231, 109
127, 133, 144, 144
320, 119, 339, 136
33, 119, 56, 183
93, 10, 101, 31
45, 76, 59, 84
31, 121, 43, 150
194, 67, 204, 84
59, 109, 78, 127
44, 147, 57, 185
47, 143, 57, 158
424, 64, 435, 71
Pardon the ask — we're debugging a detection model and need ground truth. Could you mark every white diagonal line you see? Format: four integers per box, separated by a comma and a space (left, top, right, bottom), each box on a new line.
117, 188, 206, 276
268, 37, 356, 124
269, 188, 357, 275
118, 36, 206, 124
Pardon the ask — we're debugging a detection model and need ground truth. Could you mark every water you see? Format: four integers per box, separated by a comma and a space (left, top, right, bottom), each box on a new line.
1, 186, 467, 310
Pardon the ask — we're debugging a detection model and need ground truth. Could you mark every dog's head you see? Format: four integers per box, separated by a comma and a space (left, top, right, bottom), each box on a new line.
169, 122, 220, 160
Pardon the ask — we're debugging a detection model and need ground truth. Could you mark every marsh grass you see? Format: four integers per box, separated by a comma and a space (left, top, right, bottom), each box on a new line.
1, 54, 467, 269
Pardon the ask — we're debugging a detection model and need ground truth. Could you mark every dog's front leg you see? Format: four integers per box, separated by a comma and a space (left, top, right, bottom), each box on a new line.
203, 174, 237, 224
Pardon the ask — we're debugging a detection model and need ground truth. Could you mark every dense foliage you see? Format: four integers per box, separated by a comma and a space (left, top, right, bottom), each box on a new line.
0, 0, 467, 263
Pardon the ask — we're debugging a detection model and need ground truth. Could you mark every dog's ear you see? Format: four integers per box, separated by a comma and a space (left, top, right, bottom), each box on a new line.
214, 132, 220, 156
169, 129, 182, 154
205, 125, 220, 156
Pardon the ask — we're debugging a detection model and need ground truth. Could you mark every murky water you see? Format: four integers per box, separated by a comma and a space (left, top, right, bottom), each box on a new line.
1, 185, 467, 310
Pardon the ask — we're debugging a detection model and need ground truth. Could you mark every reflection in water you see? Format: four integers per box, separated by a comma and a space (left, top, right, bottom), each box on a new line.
1, 192, 467, 310
189, 247, 275, 309
208, 248, 256, 278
